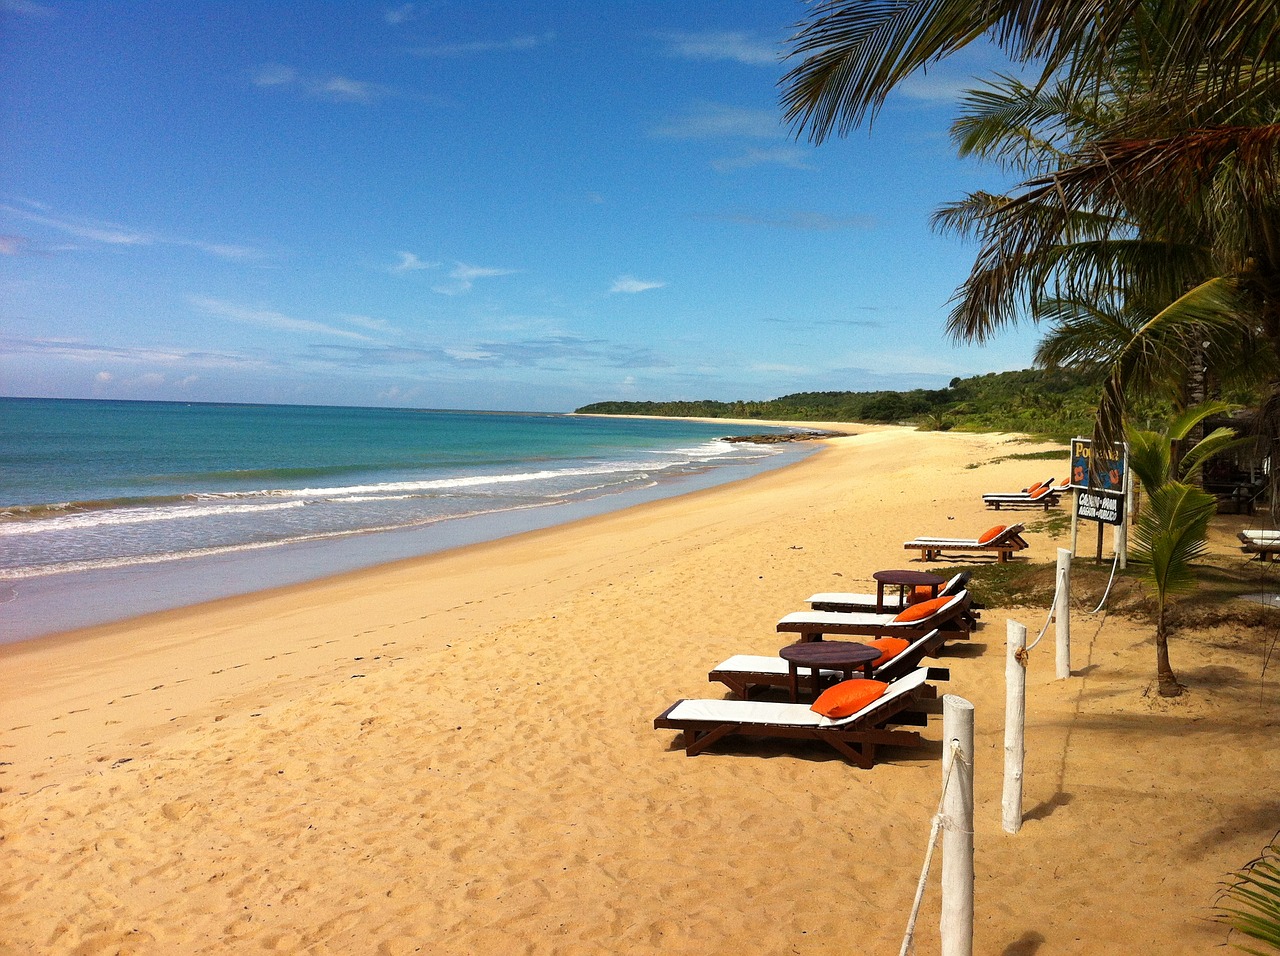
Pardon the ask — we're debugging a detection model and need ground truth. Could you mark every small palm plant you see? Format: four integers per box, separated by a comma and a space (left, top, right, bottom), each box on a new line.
1127, 402, 1247, 696
1215, 836, 1280, 954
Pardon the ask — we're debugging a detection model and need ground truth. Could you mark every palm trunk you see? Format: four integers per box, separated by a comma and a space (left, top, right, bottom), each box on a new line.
1155, 603, 1182, 697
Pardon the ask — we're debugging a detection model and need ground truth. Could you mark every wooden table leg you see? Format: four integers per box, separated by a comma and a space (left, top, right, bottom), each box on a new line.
788, 663, 799, 702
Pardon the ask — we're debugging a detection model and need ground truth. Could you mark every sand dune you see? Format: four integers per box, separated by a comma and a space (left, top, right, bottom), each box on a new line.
2, 425, 1275, 954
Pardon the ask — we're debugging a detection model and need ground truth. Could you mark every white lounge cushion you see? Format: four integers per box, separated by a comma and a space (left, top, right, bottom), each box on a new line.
668, 668, 928, 728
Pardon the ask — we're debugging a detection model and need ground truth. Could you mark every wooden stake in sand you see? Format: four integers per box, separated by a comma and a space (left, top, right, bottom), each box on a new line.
941, 695, 975, 956
1003, 620, 1027, 834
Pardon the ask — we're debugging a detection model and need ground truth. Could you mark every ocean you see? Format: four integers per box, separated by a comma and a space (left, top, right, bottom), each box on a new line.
0, 398, 812, 641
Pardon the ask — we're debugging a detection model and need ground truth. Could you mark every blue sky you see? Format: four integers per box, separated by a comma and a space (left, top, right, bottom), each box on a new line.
1, 1, 1041, 412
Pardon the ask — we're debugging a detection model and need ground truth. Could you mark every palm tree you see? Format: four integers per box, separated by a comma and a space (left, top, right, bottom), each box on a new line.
1126, 402, 1246, 695
781, 0, 1280, 446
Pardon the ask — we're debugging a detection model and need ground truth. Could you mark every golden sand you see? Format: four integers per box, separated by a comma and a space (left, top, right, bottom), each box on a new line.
2, 425, 1275, 954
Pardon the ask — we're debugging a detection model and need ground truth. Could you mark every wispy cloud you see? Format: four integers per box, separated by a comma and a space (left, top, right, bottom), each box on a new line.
660, 31, 779, 66
710, 147, 814, 172
609, 275, 665, 294
698, 210, 876, 231
411, 32, 555, 57
251, 63, 391, 103
3, 335, 270, 370
432, 262, 517, 295
311, 333, 669, 371
388, 251, 438, 274
384, 3, 414, 25
0, 235, 29, 255
652, 102, 783, 139
190, 297, 376, 342
341, 314, 396, 333
3, 0, 57, 17
1, 203, 263, 259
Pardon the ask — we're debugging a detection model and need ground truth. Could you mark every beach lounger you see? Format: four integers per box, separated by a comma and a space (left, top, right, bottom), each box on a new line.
776, 590, 973, 643
807, 571, 971, 614
708, 627, 951, 699
982, 478, 1064, 511
655, 667, 936, 767
905, 523, 1028, 563
1239, 530, 1280, 560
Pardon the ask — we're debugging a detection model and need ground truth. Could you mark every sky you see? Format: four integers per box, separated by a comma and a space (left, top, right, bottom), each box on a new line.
1, 1, 1043, 412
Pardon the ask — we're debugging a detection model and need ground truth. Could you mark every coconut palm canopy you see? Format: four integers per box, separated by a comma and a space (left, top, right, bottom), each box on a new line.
781, 0, 1280, 446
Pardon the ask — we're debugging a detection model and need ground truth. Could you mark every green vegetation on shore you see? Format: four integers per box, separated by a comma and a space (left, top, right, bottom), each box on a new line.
576, 366, 1159, 440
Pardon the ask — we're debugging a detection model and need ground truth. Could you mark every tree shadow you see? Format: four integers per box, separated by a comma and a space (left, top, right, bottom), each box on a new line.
1003, 930, 1046, 955
1024, 791, 1073, 822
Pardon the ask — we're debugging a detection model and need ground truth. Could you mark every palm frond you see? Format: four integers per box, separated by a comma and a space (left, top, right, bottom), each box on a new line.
1131, 481, 1217, 596
1214, 837, 1280, 955
1096, 276, 1250, 445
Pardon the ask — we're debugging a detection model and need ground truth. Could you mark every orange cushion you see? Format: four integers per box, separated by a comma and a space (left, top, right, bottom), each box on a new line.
810, 679, 888, 718
1025, 482, 1045, 495
1028, 485, 1050, 499
866, 637, 911, 666
977, 524, 1007, 545
906, 585, 934, 605
892, 595, 950, 623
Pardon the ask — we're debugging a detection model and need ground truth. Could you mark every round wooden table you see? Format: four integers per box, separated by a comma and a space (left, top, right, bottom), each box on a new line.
778, 640, 883, 702
872, 569, 945, 612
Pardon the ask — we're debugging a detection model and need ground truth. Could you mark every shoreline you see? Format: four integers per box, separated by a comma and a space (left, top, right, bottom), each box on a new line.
3, 424, 1274, 954
0, 422, 820, 645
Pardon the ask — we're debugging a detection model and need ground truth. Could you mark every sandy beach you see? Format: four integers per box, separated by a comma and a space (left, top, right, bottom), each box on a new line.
2, 424, 1276, 955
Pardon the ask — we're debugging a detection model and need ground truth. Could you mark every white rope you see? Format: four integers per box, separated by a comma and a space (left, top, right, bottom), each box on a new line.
900, 740, 963, 956
1025, 576, 1059, 652
1089, 551, 1121, 614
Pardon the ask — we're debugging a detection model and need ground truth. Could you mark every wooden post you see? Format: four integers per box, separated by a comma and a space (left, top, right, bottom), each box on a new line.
1095, 519, 1104, 562
941, 695, 975, 956
1055, 547, 1071, 680
1070, 488, 1080, 557
1003, 621, 1026, 834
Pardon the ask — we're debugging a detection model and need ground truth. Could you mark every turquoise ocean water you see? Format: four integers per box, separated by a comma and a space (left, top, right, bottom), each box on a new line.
0, 398, 808, 640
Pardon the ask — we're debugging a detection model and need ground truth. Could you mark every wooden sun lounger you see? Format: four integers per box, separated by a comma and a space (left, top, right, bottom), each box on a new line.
905, 524, 1028, 563
708, 627, 951, 699
807, 571, 972, 617
776, 590, 973, 642
1239, 530, 1280, 560
655, 668, 937, 767
982, 484, 1063, 511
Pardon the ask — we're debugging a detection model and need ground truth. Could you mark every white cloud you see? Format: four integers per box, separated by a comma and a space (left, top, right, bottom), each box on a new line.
3, 0, 57, 17
316, 76, 382, 103
389, 251, 437, 274
610, 275, 665, 294
251, 64, 297, 87
252, 64, 390, 103
412, 32, 555, 57
384, 4, 414, 25
661, 31, 779, 66
710, 147, 814, 172
432, 262, 517, 295
444, 346, 498, 361
95, 370, 113, 382
343, 313, 394, 333
2, 204, 151, 245
652, 102, 783, 139
190, 296, 375, 342
1, 203, 264, 260
0, 235, 26, 255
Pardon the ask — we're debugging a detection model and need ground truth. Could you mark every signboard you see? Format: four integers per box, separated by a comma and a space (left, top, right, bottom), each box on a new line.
1070, 437, 1127, 526
1077, 489, 1124, 525
1069, 438, 1126, 493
